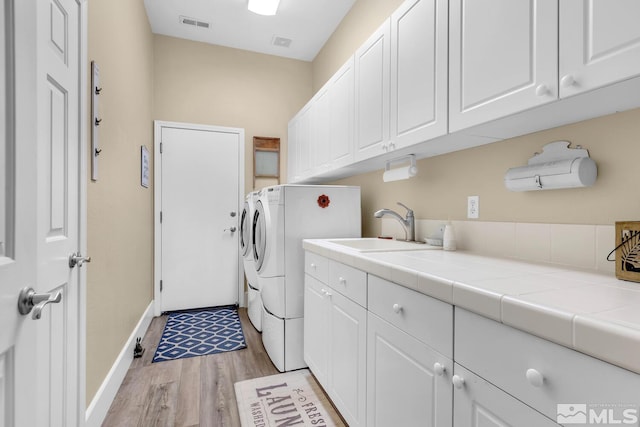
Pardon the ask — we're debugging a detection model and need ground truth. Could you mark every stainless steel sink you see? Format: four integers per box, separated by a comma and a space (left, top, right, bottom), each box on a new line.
325, 238, 440, 252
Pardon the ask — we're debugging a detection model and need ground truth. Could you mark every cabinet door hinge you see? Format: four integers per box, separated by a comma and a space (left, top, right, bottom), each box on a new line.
160, 142, 163, 153
160, 280, 163, 292
160, 211, 163, 223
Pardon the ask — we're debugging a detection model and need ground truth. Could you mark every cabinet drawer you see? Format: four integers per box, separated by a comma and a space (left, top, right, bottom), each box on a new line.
329, 260, 367, 307
455, 308, 640, 421
305, 252, 328, 283
368, 275, 453, 358
453, 364, 557, 427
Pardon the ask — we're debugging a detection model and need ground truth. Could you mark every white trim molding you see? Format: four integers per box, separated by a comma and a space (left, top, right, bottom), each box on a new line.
85, 302, 154, 427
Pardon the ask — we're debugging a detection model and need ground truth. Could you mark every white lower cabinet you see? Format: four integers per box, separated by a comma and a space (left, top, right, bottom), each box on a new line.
327, 287, 367, 426
304, 258, 367, 427
367, 312, 453, 427
453, 363, 557, 427
304, 252, 640, 426
455, 308, 640, 424
303, 275, 330, 386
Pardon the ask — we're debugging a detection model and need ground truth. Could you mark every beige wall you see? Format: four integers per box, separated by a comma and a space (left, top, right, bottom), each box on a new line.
312, 0, 404, 91
333, 108, 640, 238
153, 35, 313, 193
87, 0, 155, 404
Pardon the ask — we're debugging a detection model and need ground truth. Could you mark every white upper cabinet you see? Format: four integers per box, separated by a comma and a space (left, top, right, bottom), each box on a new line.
390, 0, 448, 149
310, 85, 331, 174
355, 19, 391, 162
295, 104, 313, 180
559, 0, 640, 97
449, 0, 558, 132
329, 57, 355, 169
286, 119, 298, 183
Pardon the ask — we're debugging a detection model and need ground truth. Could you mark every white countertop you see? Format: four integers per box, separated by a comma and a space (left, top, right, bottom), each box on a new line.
303, 238, 640, 375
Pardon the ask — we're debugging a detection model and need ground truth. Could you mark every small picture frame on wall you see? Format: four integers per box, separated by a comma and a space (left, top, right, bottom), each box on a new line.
141, 145, 150, 188
614, 221, 640, 283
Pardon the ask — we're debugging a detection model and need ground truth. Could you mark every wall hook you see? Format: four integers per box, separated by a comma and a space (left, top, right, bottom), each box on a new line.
95, 86, 102, 95
95, 118, 102, 126
95, 148, 102, 156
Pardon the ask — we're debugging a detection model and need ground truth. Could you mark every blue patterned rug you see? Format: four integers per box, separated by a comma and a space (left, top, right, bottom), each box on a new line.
152, 307, 247, 363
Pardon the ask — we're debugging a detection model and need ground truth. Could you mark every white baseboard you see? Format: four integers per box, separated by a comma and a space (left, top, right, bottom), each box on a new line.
85, 301, 154, 427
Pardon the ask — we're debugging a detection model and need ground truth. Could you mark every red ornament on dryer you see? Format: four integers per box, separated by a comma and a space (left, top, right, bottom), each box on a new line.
317, 194, 330, 208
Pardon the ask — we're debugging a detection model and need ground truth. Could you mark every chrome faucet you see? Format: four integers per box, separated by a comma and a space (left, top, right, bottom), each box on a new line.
374, 202, 415, 242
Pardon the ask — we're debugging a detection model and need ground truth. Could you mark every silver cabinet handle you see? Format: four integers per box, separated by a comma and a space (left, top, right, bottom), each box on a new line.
69, 252, 91, 268
18, 287, 62, 320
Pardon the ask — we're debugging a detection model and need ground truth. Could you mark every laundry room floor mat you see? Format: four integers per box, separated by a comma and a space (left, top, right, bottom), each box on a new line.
234, 369, 346, 427
152, 306, 247, 363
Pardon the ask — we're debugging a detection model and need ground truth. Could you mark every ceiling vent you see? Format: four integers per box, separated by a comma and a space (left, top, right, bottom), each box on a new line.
272, 36, 292, 48
179, 16, 210, 29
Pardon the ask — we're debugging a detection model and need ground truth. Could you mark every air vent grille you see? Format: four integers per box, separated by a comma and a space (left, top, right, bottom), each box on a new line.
179, 16, 210, 29
272, 36, 292, 48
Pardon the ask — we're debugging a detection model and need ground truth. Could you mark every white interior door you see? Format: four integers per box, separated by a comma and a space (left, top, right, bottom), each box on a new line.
158, 124, 244, 313
1, 0, 84, 426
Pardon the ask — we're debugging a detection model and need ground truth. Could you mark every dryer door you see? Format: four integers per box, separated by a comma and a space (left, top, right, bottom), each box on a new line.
253, 200, 267, 272
240, 200, 251, 257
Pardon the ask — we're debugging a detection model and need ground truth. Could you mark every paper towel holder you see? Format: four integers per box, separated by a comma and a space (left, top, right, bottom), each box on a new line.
383, 154, 418, 182
504, 141, 597, 191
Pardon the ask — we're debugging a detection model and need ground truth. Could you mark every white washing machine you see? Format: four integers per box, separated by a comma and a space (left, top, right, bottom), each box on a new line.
252, 185, 361, 371
240, 191, 262, 331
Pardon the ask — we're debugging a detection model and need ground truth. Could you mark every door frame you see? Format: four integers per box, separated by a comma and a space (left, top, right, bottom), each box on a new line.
78, 0, 89, 423
153, 120, 245, 317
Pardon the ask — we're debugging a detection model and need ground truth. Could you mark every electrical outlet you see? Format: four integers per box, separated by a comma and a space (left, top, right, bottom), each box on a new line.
468, 196, 479, 219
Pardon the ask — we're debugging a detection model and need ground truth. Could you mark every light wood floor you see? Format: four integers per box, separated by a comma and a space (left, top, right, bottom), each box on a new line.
102, 308, 280, 427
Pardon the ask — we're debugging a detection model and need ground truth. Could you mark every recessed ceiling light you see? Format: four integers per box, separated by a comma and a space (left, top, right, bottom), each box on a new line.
248, 0, 280, 16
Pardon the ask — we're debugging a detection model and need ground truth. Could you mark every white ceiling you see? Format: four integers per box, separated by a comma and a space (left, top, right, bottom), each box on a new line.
143, 0, 356, 62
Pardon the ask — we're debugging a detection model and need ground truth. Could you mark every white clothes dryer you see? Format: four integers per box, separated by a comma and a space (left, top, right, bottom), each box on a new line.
240, 191, 261, 331
252, 185, 361, 372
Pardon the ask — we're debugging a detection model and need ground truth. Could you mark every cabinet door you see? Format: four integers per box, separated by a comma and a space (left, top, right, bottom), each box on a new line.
560, 0, 640, 98
311, 87, 331, 174
287, 118, 298, 183
296, 104, 312, 179
367, 312, 453, 427
328, 290, 367, 427
355, 19, 391, 161
303, 275, 330, 386
453, 364, 558, 427
390, 0, 448, 149
449, 0, 558, 132
329, 57, 355, 169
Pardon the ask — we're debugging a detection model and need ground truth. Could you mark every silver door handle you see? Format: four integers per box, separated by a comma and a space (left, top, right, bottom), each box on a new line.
69, 252, 91, 268
224, 227, 237, 233
18, 287, 62, 320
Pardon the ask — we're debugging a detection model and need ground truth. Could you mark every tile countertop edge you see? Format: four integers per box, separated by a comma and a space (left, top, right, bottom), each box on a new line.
302, 238, 640, 376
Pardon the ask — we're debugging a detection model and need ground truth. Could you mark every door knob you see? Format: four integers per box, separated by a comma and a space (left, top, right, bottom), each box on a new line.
560, 74, 575, 88
535, 84, 548, 96
452, 375, 465, 389
69, 252, 91, 268
17, 287, 62, 320
525, 368, 545, 387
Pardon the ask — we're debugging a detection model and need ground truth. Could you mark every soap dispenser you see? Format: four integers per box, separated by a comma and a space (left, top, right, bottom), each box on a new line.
443, 222, 457, 251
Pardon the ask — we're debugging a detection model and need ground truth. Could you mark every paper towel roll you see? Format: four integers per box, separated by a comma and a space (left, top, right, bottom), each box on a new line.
383, 165, 417, 182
